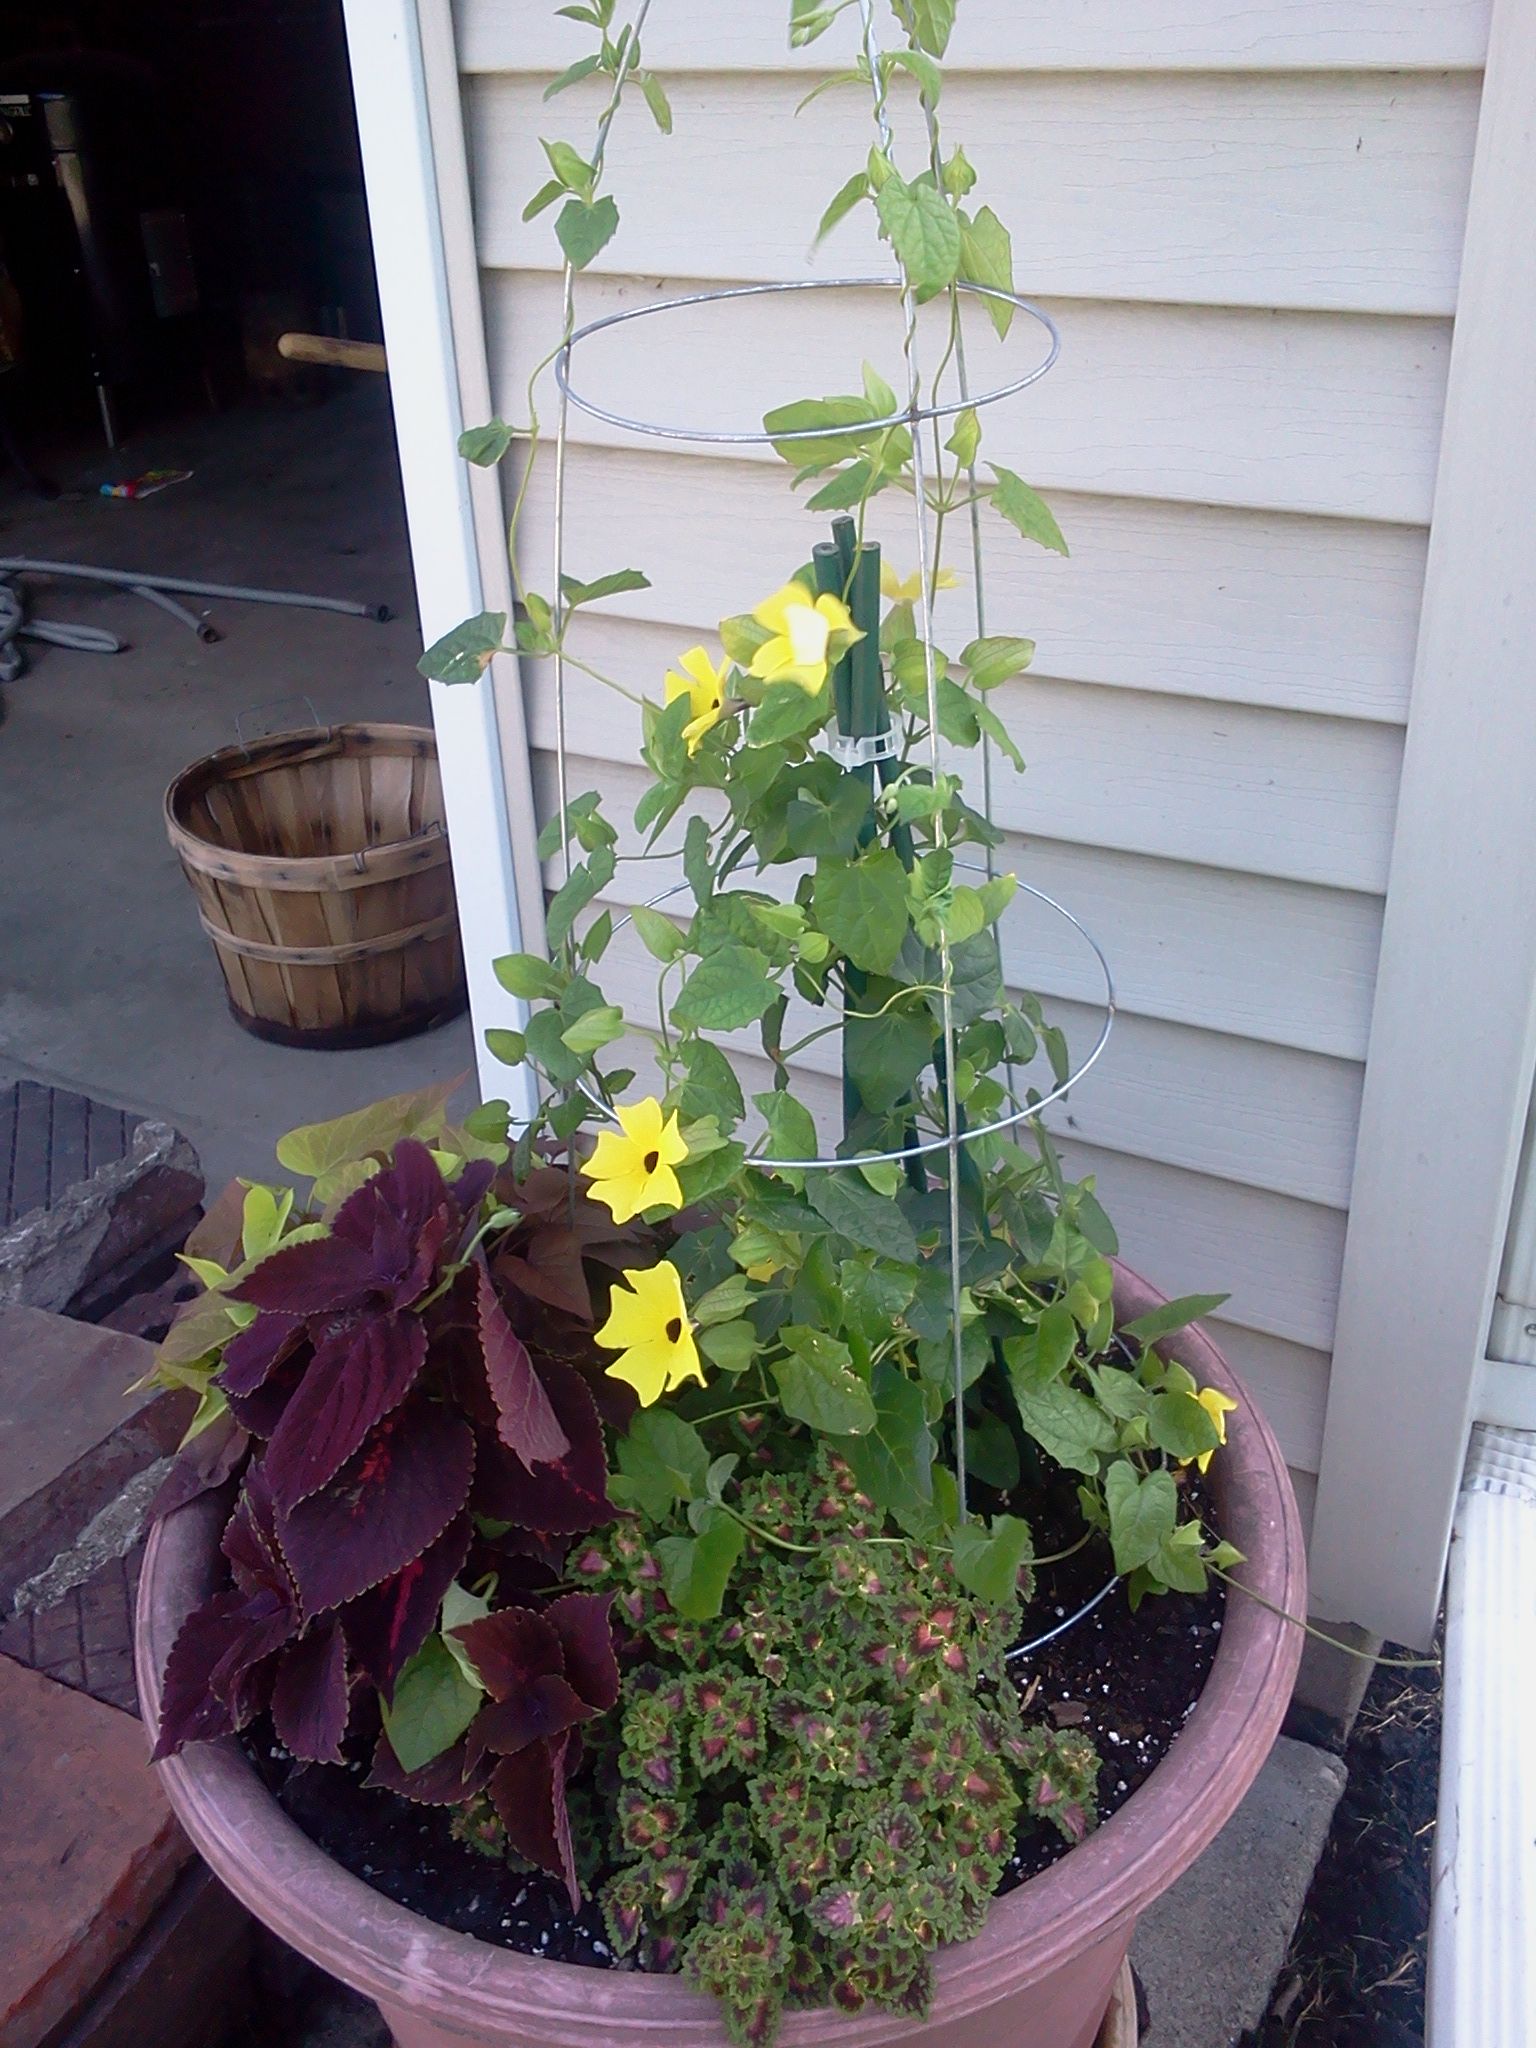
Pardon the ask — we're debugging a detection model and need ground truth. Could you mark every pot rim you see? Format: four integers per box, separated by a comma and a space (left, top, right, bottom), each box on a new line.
134, 1258, 1306, 2042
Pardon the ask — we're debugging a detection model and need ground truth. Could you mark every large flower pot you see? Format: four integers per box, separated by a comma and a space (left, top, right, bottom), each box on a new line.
134, 1262, 1305, 2048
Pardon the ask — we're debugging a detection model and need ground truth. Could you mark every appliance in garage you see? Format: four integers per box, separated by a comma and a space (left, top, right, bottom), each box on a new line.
0, 54, 207, 447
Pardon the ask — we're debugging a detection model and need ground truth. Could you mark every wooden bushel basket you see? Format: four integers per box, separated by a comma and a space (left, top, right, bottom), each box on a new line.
165, 723, 467, 1050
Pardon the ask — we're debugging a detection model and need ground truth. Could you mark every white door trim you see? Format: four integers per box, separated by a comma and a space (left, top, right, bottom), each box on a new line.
1308, 0, 1536, 1647
339, 0, 541, 1119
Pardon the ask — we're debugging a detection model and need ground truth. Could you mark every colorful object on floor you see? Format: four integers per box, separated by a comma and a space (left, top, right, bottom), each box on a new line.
99, 469, 193, 500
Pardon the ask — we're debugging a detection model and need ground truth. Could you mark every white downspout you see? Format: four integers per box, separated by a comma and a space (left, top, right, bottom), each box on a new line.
339, 0, 536, 1122
1427, 1425, 1536, 2046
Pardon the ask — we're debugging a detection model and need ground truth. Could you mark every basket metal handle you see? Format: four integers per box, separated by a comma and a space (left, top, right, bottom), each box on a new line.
235, 694, 325, 752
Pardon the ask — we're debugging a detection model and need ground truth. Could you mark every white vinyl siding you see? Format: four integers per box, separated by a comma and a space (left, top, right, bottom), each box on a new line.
447, 0, 1490, 1515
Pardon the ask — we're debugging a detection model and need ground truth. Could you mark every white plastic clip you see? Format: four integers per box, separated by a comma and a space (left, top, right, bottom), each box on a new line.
826, 728, 899, 770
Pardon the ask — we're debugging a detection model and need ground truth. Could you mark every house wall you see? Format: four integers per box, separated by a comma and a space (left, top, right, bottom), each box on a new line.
447, 0, 1493, 1531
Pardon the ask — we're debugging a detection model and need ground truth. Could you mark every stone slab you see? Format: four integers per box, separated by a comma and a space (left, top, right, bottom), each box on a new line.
1133, 1735, 1347, 2048
0, 1307, 185, 1610
47, 1861, 252, 2048
0, 1653, 190, 2048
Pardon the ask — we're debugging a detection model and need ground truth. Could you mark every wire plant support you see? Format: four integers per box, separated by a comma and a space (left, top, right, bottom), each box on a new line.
542, 0, 1113, 1535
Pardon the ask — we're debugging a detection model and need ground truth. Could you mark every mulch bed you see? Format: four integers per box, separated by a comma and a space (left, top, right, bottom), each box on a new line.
1241, 1644, 1441, 2048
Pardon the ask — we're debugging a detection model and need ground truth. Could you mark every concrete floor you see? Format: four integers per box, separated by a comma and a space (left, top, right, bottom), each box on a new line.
0, 384, 476, 1199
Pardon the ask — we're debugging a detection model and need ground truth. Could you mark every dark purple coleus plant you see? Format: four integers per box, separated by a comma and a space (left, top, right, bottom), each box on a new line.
152, 1140, 620, 1789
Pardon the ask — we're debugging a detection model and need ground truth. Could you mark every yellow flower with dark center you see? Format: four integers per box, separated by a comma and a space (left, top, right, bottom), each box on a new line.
748, 581, 859, 694
1188, 1386, 1239, 1474
583, 1097, 688, 1223
880, 564, 959, 603
664, 645, 730, 754
595, 1260, 704, 1406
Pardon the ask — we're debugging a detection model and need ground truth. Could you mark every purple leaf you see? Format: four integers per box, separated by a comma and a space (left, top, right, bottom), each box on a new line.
367, 1728, 493, 1807
465, 1678, 595, 1762
451, 1605, 563, 1701
452, 1159, 497, 1215
152, 1585, 292, 1760
222, 1348, 307, 1440
545, 1592, 619, 1712
476, 1264, 569, 1469
220, 1312, 304, 1397
471, 1362, 613, 1535
489, 1731, 581, 1908
222, 1467, 295, 1608
232, 1237, 377, 1317
264, 1313, 428, 1513
277, 1398, 475, 1616
340, 1512, 471, 1694
271, 1617, 350, 1763
332, 1140, 456, 1307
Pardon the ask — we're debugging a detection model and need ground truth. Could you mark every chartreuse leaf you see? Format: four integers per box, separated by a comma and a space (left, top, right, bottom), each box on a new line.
559, 1004, 625, 1055
615, 1410, 709, 1521
989, 465, 1069, 556
950, 1514, 1033, 1605
772, 1327, 876, 1435
276, 1079, 459, 1180
381, 1635, 482, 1774
1004, 1300, 1077, 1393
680, 1038, 746, 1126
484, 1027, 526, 1067
1120, 1292, 1229, 1349
559, 567, 650, 607
901, 0, 957, 56
418, 610, 506, 684
657, 1506, 745, 1619
1105, 1462, 1178, 1576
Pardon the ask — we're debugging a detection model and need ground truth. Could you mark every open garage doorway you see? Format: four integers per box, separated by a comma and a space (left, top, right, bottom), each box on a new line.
0, 0, 473, 1199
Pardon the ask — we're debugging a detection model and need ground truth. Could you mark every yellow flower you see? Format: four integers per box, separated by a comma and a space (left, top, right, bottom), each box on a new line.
583, 1097, 689, 1223
748, 581, 860, 694
595, 1260, 704, 1406
880, 565, 959, 603
1187, 1386, 1239, 1474
664, 645, 729, 754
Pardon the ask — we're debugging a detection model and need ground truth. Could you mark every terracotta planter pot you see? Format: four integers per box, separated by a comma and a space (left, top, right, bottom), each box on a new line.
135, 1262, 1305, 2048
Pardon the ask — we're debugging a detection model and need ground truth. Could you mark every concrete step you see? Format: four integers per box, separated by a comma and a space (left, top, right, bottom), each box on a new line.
1134, 1735, 1348, 2048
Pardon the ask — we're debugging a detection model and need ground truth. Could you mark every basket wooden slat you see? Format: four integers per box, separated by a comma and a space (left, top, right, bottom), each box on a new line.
166, 723, 467, 1049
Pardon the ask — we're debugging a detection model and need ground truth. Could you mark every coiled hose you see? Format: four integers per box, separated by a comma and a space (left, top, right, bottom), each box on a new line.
0, 575, 122, 683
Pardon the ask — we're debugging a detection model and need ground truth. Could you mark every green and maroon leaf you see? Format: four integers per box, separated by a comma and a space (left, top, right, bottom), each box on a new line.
476, 1264, 569, 1469
264, 1313, 429, 1513
270, 1616, 350, 1763
340, 1511, 472, 1693
471, 1361, 613, 1534
277, 1398, 476, 1616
